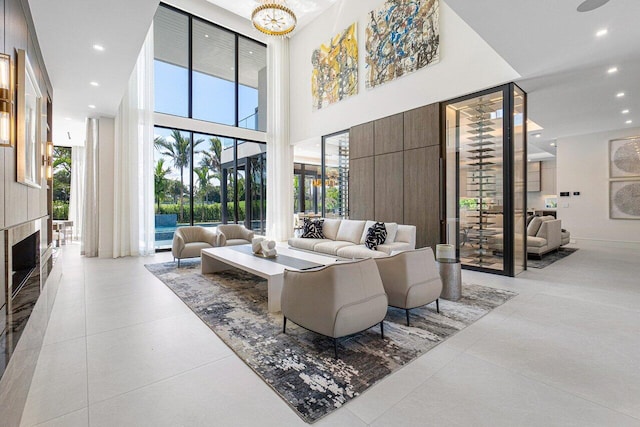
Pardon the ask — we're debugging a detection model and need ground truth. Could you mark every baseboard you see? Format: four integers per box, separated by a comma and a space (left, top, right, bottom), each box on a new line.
572, 237, 640, 250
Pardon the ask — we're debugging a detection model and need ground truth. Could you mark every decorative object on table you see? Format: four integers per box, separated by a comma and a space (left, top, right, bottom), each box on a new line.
609, 180, 640, 219
172, 226, 222, 267
364, 221, 387, 250
609, 136, 640, 179
0, 52, 12, 147
527, 247, 578, 269
16, 49, 43, 188
375, 248, 442, 326
251, 0, 297, 37
300, 217, 324, 238
365, 0, 440, 89
252, 237, 278, 258
217, 224, 255, 246
146, 260, 516, 424
311, 22, 358, 110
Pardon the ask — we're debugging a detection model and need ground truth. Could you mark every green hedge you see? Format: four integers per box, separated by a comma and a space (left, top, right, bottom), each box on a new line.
157, 202, 245, 222
53, 201, 69, 220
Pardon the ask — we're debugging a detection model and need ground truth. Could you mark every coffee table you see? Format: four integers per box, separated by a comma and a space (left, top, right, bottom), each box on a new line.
200, 244, 338, 313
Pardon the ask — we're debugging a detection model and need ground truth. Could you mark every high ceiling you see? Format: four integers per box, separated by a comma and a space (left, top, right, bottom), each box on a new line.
28, 0, 639, 151
446, 0, 640, 151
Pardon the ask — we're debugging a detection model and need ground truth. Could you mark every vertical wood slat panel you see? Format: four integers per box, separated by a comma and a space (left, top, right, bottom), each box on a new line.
404, 146, 440, 249
404, 104, 439, 150
374, 152, 403, 223
348, 157, 374, 220
374, 113, 403, 155
349, 122, 374, 160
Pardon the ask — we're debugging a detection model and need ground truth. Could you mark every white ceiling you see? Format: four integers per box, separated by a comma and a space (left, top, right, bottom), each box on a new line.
28, 0, 160, 146
446, 0, 640, 147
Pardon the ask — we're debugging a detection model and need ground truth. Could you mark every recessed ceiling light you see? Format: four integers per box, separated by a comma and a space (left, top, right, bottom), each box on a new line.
616, 92, 625, 98
626, 120, 633, 124
577, 0, 610, 12
204, 34, 209, 38
249, 51, 254, 55
535, 133, 541, 138
90, 81, 99, 87
596, 29, 608, 37
93, 44, 105, 51
607, 67, 618, 74
88, 104, 96, 109
550, 142, 556, 147
622, 109, 630, 114
64, 117, 72, 121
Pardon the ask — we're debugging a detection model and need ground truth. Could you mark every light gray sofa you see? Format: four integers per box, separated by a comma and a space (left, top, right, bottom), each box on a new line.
288, 219, 416, 259
527, 216, 562, 257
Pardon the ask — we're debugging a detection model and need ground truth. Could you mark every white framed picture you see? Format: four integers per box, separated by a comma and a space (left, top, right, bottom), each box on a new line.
610, 136, 640, 179
610, 180, 640, 220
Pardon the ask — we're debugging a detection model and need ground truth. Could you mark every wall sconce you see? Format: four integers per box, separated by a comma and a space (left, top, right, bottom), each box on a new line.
0, 53, 12, 147
45, 141, 53, 180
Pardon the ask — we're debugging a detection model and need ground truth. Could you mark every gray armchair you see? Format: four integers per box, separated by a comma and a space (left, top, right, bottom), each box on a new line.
374, 247, 443, 326
217, 224, 255, 246
281, 258, 388, 358
172, 226, 224, 267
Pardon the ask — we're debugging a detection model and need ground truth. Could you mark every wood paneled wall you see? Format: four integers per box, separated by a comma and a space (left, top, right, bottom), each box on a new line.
349, 103, 441, 249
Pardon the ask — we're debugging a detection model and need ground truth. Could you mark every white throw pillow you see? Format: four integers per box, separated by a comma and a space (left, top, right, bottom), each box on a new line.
383, 222, 398, 244
336, 220, 367, 244
322, 218, 342, 240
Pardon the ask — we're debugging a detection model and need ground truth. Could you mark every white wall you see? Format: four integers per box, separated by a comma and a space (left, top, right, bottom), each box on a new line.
98, 117, 115, 258
288, 0, 520, 145
528, 159, 557, 210
557, 127, 640, 245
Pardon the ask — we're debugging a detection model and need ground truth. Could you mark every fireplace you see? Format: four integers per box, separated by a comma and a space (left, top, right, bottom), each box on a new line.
12, 232, 39, 298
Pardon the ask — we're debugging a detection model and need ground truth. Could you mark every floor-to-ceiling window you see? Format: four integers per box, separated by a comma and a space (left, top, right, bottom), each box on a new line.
153, 4, 267, 249
52, 146, 72, 220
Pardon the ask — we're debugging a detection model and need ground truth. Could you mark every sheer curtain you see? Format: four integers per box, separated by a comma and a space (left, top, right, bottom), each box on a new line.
112, 24, 155, 257
81, 119, 99, 257
68, 146, 85, 240
266, 38, 294, 242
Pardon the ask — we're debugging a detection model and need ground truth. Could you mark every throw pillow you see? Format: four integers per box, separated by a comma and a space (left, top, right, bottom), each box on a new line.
365, 222, 387, 250
301, 218, 324, 239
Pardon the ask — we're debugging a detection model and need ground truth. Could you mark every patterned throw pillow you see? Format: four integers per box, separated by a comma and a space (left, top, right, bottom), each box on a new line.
301, 218, 324, 239
365, 222, 387, 250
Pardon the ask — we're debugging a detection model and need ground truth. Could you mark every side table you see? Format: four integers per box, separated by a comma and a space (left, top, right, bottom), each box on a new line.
436, 259, 462, 301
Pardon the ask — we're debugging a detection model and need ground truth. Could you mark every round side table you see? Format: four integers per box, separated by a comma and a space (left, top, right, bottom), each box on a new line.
436, 259, 462, 301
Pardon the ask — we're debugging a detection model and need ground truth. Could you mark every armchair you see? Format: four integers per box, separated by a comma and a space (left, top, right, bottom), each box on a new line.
217, 224, 255, 246
281, 258, 388, 358
374, 247, 443, 326
172, 226, 224, 267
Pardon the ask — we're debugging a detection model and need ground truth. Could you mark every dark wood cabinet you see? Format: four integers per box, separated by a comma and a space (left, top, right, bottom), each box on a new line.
350, 122, 374, 159
348, 157, 375, 220
404, 146, 440, 249
404, 104, 439, 150
375, 152, 404, 223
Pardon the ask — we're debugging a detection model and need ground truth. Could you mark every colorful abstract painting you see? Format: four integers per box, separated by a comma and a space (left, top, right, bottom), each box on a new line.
365, 0, 440, 89
311, 23, 358, 111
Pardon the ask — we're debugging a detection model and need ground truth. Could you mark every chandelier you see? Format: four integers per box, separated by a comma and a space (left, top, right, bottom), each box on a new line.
251, 0, 297, 37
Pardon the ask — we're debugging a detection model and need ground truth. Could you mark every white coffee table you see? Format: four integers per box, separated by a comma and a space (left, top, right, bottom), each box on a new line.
200, 244, 338, 313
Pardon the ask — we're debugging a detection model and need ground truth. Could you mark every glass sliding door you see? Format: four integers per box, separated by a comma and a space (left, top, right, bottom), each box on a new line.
444, 83, 527, 276
322, 131, 349, 219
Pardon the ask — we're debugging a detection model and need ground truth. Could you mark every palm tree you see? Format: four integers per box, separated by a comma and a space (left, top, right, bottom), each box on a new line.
200, 136, 223, 180
194, 166, 210, 222
154, 159, 171, 213
155, 130, 203, 223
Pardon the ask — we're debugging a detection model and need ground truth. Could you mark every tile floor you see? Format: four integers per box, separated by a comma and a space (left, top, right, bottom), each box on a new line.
16, 241, 640, 426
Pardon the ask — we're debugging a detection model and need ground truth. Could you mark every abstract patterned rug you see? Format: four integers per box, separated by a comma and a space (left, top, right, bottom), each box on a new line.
146, 260, 516, 423
528, 247, 578, 269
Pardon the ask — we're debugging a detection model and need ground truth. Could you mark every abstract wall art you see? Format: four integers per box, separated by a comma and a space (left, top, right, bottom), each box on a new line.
610, 180, 640, 220
610, 136, 640, 178
311, 23, 358, 111
365, 0, 440, 89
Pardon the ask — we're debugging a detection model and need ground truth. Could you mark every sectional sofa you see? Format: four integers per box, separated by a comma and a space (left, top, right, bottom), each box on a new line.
288, 219, 416, 259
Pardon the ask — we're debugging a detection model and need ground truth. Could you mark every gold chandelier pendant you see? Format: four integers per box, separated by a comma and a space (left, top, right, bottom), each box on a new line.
252, 0, 297, 37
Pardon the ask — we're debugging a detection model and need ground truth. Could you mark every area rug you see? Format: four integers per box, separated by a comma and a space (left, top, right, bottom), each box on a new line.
145, 260, 517, 423
528, 247, 578, 269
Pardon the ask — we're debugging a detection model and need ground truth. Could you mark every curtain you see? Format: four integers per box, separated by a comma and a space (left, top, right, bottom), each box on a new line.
81, 119, 99, 257
266, 38, 294, 242
112, 24, 155, 257
68, 146, 85, 240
